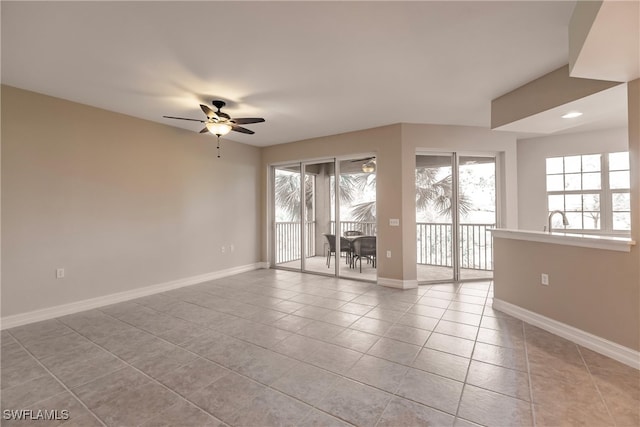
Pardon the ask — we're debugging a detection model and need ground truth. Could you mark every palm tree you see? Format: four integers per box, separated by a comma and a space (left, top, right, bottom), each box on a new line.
416, 168, 473, 219
343, 168, 472, 222
274, 171, 313, 221
274, 166, 472, 223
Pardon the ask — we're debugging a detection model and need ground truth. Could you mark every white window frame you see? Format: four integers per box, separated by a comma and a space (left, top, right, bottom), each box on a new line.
546, 151, 630, 235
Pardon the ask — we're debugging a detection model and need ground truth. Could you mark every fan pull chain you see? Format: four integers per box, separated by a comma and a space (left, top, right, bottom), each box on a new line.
216, 136, 221, 158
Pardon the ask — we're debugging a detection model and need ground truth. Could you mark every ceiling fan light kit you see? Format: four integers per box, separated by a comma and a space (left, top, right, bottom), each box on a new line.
205, 122, 232, 136
361, 158, 376, 173
163, 100, 265, 158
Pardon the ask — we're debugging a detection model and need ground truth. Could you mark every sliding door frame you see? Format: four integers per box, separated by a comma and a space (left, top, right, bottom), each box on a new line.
416, 150, 500, 283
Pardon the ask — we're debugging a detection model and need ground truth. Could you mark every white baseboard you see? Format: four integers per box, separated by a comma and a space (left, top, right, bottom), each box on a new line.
0, 263, 262, 330
377, 277, 418, 289
493, 299, 640, 370
257, 261, 270, 269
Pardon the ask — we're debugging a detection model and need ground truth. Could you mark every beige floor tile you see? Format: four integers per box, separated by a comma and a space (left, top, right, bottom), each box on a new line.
320, 310, 362, 327
458, 384, 532, 427
72, 366, 150, 409
328, 328, 381, 353
92, 380, 179, 426
227, 387, 312, 427
140, 399, 226, 427
1, 354, 49, 390
434, 320, 479, 341
350, 316, 393, 336
157, 357, 229, 396
297, 409, 352, 427
156, 321, 209, 345
412, 348, 470, 382
472, 341, 527, 371
378, 397, 455, 427
20, 332, 92, 360
417, 296, 452, 309
476, 326, 525, 350
303, 340, 363, 375
44, 348, 127, 388
336, 301, 375, 316
272, 314, 315, 332
8, 320, 75, 345
232, 347, 299, 385
346, 354, 409, 393
1, 342, 31, 366
407, 304, 447, 319
3, 270, 636, 427
317, 378, 392, 426
0, 392, 99, 427
367, 337, 421, 366
383, 324, 431, 346
187, 372, 266, 423
365, 307, 406, 322
580, 347, 640, 426
466, 360, 530, 401
530, 372, 613, 425
426, 332, 475, 358
1, 375, 65, 410
298, 320, 346, 341
441, 310, 482, 326
397, 368, 464, 415
271, 363, 340, 405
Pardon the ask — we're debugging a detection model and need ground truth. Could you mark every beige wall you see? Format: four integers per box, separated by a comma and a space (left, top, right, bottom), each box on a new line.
493, 238, 639, 351
494, 78, 640, 353
629, 79, 640, 309
261, 123, 518, 283
1, 85, 262, 317
517, 127, 629, 231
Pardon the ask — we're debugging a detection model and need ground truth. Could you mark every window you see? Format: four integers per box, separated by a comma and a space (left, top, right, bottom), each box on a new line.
546, 152, 630, 233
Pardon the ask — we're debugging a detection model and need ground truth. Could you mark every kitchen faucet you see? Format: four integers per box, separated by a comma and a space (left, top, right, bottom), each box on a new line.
547, 210, 569, 232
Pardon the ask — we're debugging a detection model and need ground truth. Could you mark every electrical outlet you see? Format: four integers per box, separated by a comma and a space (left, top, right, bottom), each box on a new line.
221, 246, 226, 253
56, 268, 65, 279
386, 250, 392, 258
541, 273, 549, 286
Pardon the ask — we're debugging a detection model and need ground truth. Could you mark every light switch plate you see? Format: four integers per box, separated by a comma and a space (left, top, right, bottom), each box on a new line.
389, 218, 400, 226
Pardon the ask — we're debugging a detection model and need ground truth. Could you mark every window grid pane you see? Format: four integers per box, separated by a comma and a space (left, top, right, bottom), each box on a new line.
546, 152, 628, 233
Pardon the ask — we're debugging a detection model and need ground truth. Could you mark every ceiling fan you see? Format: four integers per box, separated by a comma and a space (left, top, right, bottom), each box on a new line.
163, 100, 265, 157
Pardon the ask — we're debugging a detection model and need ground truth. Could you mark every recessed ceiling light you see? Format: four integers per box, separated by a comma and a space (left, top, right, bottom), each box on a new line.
562, 112, 583, 119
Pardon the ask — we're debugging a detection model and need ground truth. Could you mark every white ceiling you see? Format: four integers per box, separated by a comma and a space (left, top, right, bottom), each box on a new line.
4, 0, 617, 148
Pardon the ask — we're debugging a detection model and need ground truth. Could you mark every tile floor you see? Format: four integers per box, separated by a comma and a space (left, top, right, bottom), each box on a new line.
1, 269, 638, 426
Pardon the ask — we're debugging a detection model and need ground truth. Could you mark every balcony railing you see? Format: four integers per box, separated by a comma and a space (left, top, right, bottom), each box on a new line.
417, 223, 495, 270
275, 221, 494, 271
274, 221, 316, 264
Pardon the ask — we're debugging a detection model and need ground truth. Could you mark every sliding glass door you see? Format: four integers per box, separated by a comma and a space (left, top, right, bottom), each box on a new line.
416, 153, 496, 283
273, 164, 303, 271
458, 156, 496, 281
416, 154, 455, 282
271, 156, 377, 282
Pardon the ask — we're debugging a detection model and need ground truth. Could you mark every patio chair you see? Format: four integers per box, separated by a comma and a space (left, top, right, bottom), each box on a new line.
323, 234, 352, 268
352, 236, 377, 272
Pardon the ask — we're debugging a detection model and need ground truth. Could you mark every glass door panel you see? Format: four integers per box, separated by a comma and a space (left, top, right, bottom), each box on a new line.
337, 158, 377, 281
458, 156, 496, 281
416, 154, 455, 282
273, 165, 302, 270
302, 160, 336, 275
